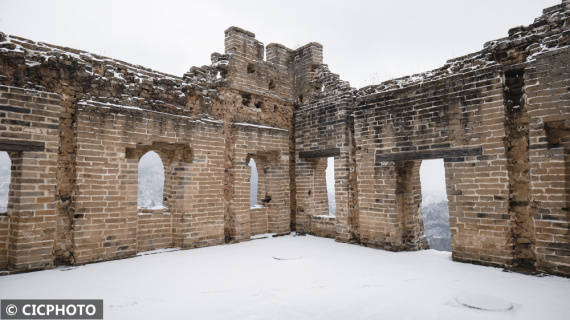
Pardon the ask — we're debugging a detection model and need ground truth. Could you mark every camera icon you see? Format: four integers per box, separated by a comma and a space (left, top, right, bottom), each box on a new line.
5, 304, 17, 316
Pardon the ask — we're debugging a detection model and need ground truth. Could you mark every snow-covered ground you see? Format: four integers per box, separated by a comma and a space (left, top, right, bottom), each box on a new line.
1, 235, 568, 320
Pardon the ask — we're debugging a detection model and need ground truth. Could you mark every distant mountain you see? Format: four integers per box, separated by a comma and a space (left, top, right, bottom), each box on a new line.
422, 200, 451, 251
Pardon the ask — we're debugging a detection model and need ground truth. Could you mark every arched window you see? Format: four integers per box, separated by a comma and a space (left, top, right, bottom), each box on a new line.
249, 158, 259, 208
0, 151, 10, 213
138, 151, 165, 209
325, 156, 336, 216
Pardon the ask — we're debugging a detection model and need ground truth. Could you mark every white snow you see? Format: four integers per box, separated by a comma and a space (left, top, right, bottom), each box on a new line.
250, 233, 275, 240
199, 118, 224, 124
313, 214, 335, 219
138, 204, 170, 215
453, 292, 514, 311
136, 248, 180, 257
0, 235, 568, 320
25, 61, 41, 68
233, 122, 288, 132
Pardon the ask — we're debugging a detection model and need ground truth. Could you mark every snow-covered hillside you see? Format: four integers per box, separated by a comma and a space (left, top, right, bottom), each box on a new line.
422, 200, 451, 251
0, 235, 568, 320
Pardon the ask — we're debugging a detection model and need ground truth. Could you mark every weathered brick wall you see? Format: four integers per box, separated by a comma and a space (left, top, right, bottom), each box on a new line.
294, 61, 358, 241
228, 123, 290, 240
295, 95, 355, 240
291, 1, 569, 275
354, 67, 509, 259
0, 85, 61, 271
0, 24, 305, 271
136, 210, 173, 253
224, 27, 294, 101
72, 101, 226, 264
525, 47, 570, 276
250, 207, 268, 236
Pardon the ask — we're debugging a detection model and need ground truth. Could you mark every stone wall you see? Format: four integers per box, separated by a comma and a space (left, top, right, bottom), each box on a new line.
525, 48, 570, 276
0, 1, 568, 276
229, 123, 290, 240
71, 101, 228, 264
136, 209, 173, 253
0, 19, 311, 271
354, 67, 509, 261
0, 85, 61, 271
292, 1, 569, 275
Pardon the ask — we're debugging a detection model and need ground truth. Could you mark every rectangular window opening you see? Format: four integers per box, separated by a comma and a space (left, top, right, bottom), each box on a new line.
419, 158, 450, 251
326, 156, 336, 216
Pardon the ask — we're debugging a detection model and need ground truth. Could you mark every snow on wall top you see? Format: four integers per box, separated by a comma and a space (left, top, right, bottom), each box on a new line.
0, 31, 229, 116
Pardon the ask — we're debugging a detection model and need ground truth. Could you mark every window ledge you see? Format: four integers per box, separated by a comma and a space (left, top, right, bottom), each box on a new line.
313, 214, 335, 220
137, 207, 170, 215
250, 205, 266, 210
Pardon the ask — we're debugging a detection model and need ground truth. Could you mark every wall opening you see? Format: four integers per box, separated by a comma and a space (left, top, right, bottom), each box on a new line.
307, 157, 333, 217
138, 151, 165, 209
325, 157, 336, 216
419, 159, 451, 251
247, 63, 255, 74
241, 93, 251, 107
0, 151, 10, 213
249, 158, 260, 208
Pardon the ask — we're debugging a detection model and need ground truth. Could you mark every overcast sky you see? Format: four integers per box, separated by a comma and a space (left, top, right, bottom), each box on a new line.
0, 0, 560, 198
0, 0, 559, 88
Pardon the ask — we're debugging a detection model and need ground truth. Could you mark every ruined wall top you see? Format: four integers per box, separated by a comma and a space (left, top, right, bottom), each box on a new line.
0, 25, 326, 126
220, 26, 324, 103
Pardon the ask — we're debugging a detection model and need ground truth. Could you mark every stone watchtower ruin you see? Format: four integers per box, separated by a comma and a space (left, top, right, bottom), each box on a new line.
0, 1, 568, 276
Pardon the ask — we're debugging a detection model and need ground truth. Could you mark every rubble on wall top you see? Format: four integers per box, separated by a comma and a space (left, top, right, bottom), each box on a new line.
266, 43, 293, 52
308, 64, 354, 99
294, 42, 323, 51
225, 26, 256, 38
0, 33, 182, 82
0, 31, 233, 116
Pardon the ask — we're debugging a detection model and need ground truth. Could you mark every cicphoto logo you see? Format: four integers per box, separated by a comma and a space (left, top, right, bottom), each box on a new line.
1, 300, 103, 319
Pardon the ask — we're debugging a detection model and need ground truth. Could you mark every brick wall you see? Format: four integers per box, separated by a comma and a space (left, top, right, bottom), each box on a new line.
136, 209, 173, 253
228, 123, 290, 240
250, 207, 268, 236
295, 94, 356, 241
72, 101, 226, 264
525, 47, 570, 276
0, 85, 61, 271
354, 67, 511, 263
